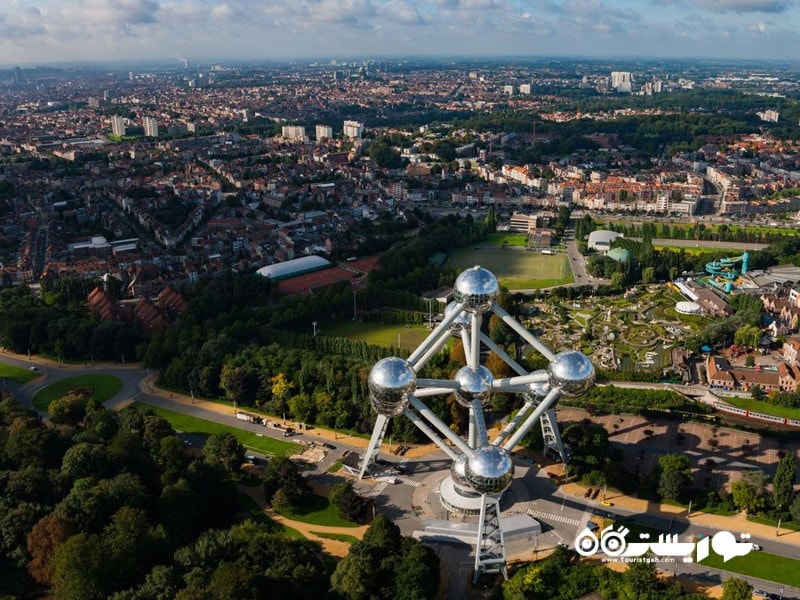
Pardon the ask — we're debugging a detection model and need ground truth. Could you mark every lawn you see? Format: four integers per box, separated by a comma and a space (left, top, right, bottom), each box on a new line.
310, 531, 360, 544
321, 321, 431, 352
132, 402, 302, 457
237, 492, 305, 539
32, 374, 122, 412
327, 459, 344, 473
276, 493, 359, 528
700, 547, 800, 588
723, 396, 800, 420
653, 245, 745, 256
447, 248, 573, 290
0, 362, 39, 383
486, 232, 528, 247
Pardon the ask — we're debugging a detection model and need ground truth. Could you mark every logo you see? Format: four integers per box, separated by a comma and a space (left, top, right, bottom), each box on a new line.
574, 525, 755, 563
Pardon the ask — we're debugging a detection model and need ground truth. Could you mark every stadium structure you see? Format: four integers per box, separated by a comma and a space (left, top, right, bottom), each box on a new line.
358, 266, 595, 582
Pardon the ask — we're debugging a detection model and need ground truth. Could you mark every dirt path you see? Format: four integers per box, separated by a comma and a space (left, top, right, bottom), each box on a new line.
238, 485, 367, 558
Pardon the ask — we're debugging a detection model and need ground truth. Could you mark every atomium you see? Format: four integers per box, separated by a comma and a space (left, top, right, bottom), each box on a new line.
453, 266, 499, 314
358, 266, 595, 583
368, 357, 416, 417
465, 445, 514, 495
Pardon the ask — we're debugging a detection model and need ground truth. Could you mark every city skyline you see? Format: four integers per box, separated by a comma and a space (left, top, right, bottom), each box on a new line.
1, 0, 800, 66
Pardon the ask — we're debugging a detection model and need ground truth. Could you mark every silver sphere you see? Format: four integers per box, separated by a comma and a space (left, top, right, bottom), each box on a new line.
454, 365, 493, 408
453, 266, 499, 314
465, 445, 515, 495
368, 357, 416, 417
548, 350, 595, 398
445, 301, 471, 336
528, 369, 553, 398
450, 452, 473, 489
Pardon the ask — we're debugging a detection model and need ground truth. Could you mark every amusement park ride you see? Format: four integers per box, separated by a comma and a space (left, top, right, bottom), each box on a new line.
705, 251, 749, 293
358, 266, 596, 582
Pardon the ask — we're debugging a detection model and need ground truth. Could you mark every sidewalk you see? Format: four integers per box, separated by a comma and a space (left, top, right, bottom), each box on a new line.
139, 375, 441, 457
0, 347, 143, 371
562, 479, 799, 543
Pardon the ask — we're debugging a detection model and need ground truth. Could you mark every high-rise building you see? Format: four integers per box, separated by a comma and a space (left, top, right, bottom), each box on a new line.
111, 116, 126, 137
611, 71, 632, 93
519, 84, 532, 95
343, 120, 364, 140
282, 125, 308, 142
316, 125, 333, 141
503, 85, 514, 96
12, 66, 21, 85
143, 117, 158, 138
241, 109, 252, 122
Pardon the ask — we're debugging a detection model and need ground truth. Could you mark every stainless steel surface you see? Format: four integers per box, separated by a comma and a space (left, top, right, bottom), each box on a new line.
453, 266, 499, 314
451, 452, 473, 488
368, 356, 416, 417
548, 350, 595, 398
528, 369, 553, 398
455, 365, 493, 407
445, 300, 472, 335
465, 445, 514, 494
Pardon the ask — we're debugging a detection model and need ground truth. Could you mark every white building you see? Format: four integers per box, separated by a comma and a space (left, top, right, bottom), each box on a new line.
519, 84, 532, 95
282, 125, 308, 142
111, 115, 126, 137
143, 117, 158, 138
316, 125, 333, 141
611, 71, 632, 93
343, 120, 364, 140
503, 85, 514, 96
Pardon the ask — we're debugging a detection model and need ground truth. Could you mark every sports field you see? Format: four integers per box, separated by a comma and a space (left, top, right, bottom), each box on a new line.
447, 248, 573, 290
321, 321, 431, 351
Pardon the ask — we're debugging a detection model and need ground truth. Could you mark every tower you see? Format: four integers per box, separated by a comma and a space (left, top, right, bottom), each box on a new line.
359, 266, 595, 582
143, 117, 158, 138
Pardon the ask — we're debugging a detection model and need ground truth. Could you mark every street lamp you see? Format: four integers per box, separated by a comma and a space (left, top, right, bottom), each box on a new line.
312, 321, 318, 337
397, 332, 402, 350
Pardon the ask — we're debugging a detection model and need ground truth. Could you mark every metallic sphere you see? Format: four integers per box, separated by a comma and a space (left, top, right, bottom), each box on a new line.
454, 365, 493, 408
368, 357, 416, 417
528, 369, 553, 398
453, 266, 499, 314
548, 350, 595, 398
444, 301, 472, 336
465, 445, 515, 495
450, 453, 473, 489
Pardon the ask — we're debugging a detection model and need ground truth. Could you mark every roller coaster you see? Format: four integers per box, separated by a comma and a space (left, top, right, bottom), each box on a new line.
705, 252, 749, 293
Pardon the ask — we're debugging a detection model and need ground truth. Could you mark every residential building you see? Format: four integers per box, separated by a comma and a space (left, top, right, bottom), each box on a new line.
111, 115, 126, 137
611, 71, 632, 93
316, 125, 333, 141
343, 120, 364, 140
282, 125, 308, 142
143, 117, 158, 138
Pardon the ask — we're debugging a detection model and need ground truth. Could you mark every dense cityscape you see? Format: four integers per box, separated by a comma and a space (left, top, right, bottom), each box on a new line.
1, 55, 800, 600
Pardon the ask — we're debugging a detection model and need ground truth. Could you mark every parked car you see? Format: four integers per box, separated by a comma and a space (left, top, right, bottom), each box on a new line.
282, 429, 296, 437
601, 501, 614, 507
752, 590, 768, 598
546, 472, 558, 479
751, 544, 762, 551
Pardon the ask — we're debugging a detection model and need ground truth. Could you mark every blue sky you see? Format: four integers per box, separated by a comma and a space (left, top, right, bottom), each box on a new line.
1, 0, 799, 65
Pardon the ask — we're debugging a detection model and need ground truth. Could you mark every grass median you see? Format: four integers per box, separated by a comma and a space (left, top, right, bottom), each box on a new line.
133, 402, 302, 457
276, 493, 359, 528
0, 362, 39, 384
33, 374, 122, 412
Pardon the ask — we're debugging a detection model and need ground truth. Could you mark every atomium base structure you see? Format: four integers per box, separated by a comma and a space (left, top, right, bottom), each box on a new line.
359, 266, 595, 582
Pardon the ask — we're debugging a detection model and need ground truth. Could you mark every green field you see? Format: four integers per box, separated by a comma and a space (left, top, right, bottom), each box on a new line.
32, 374, 122, 412
723, 396, 800, 420
276, 493, 359, 528
132, 402, 302, 457
447, 248, 573, 290
310, 531, 360, 544
0, 362, 39, 383
321, 321, 431, 351
486, 232, 528, 246
653, 245, 746, 256
699, 547, 800, 588
237, 492, 305, 539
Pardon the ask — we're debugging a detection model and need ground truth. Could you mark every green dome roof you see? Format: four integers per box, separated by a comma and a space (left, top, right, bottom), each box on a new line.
607, 248, 631, 263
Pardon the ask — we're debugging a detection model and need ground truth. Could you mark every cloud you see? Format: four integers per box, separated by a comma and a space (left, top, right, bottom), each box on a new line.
687, 0, 792, 12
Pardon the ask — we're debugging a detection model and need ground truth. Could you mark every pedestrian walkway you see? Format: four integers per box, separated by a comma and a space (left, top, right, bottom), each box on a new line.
526, 508, 580, 527
397, 476, 423, 488
366, 481, 389, 497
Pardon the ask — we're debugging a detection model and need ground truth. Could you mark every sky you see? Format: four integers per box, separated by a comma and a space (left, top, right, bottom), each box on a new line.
1, 0, 800, 66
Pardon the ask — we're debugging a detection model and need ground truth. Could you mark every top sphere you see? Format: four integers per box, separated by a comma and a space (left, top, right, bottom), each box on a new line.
368, 357, 416, 417
445, 301, 472, 336
450, 452, 472, 489
454, 365, 493, 407
453, 266, 499, 314
548, 350, 595, 398
465, 445, 515, 494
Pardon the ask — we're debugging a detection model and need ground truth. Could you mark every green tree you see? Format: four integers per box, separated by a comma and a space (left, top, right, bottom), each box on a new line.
52, 533, 108, 600
731, 470, 768, 514
772, 451, 796, 511
619, 558, 661, 600
658, 468, 689, 501
789, 494, 800, 523
642, 266, 656, 283
721, 577, 752, 600
203, 433, 245, 473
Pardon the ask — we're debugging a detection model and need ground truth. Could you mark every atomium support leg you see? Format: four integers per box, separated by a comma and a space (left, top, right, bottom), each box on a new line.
502, 388, 561, 452
403, 407, 459, 461
471, 399, 489, 447
473, 494, 508, 583
358, 414, 390, 480
492, 395, 537, 446
540, 408, 568, 463
409, 396, 472, 455
491, 304, 556, 362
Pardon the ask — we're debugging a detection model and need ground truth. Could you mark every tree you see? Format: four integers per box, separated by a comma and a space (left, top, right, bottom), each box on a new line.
203, 433, 245, 473
750, 384, 765, 401
48, 394, 88, 427
642, 267, 656, 283
610, 272, 625, 289
52, 533, 109, 600
658, 468, 689, 501
394, 542, 440, 600
619, 558, 661, 600
721, 577, 752, 600
789, 494, 800, 523
772, 451, 796, 511
744, 355, 756, 368
26, 515, 75, 585
731, 470, 768, 513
